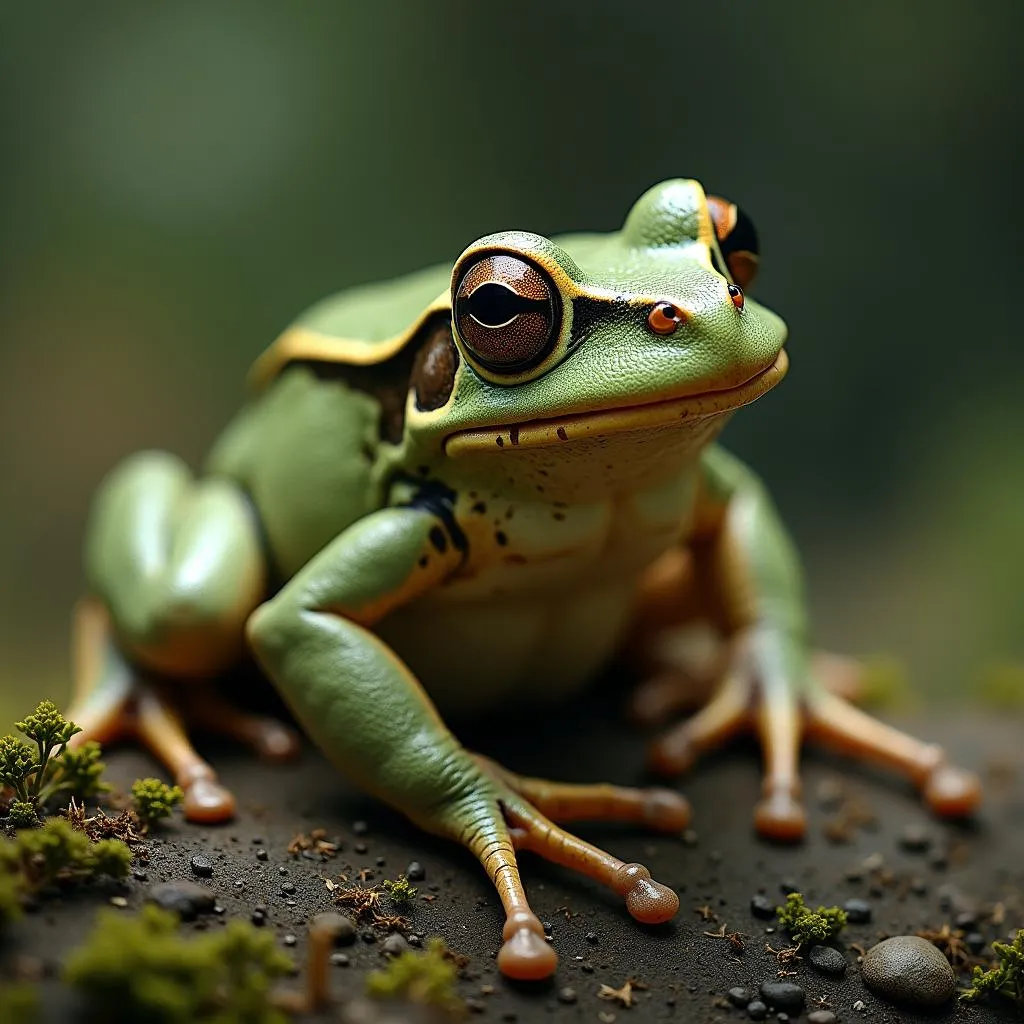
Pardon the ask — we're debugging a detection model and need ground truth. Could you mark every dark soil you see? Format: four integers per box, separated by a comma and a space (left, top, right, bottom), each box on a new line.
4, 695, 1022, 1023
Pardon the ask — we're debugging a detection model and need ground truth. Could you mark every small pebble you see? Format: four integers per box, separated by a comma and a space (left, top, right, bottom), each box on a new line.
751, 894, 776, 919
955, 910, 978, 930
861, 935, 956, 1008
281, 882, 296, 895
557, 987, 577, 1004
282, 934, 297, 947
381, 933, 410, 957
759, 981, 805, 1014
585, 931, 599, 944
843, 897, 872, 923
352, 820, 369, 835
354, 842, 368, 854
278, 866, 288, 876
406, 861, 425, 881
255, 848, 268, 862
899, 824, 932, 852
747, 1000, 768, 1020
965, 932, 986, 954
330, 953, 350, 967
807, 1012, 837, 1024
189, 855, 213, 878
779, 880, 799, 895
311, 912, 357, 946
147, 881, 215, 922
132, 869, 148, 882
853, 999, 866, 1011
728, 986, 753, 1007
809, 944, 846, 975
465, 997, 486, 1014
251, 910, 266, 926
250, 836, 264, 844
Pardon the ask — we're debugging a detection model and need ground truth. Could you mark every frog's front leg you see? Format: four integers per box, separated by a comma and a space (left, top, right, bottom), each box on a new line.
247, 506, 685, 980
65, 451, 301, 821
642, 446, 981, 841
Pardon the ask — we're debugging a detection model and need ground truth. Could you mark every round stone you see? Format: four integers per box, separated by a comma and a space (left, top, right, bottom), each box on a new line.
746, 1000, 768, 1020
758, 981, 805, 1014
406, 861, 426, 881
189, 854, 213, 878
751, 894, 776, 919
146, 881, 215, 922
728, 986, 752, 1008
809, 944, 847, 975
808, 1012, 837, 1024
381, 933, 410, 957
843, 897, 872, 923
861, 935, 956, 1008
310, 912, 357, 946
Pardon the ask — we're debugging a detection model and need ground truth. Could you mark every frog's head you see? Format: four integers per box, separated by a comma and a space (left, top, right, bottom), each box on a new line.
404, 179, 787, 497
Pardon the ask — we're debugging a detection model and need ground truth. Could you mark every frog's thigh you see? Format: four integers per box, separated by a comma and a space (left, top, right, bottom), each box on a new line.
85, 451, 265, 677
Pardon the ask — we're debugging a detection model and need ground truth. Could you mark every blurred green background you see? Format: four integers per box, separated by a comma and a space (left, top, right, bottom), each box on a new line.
1, 1, 1022, 728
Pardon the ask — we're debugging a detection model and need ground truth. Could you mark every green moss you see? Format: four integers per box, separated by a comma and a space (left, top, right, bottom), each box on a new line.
7, 801, 39, 830
962, 928, 1024, 1006
64, 905, 294, 1023
381, 875, 418, 903
58, 741, 111, 801
365, 938, 463, 1013
131, 778, 184, 828
0, 982, 40, 1023
776, 892, 847, 946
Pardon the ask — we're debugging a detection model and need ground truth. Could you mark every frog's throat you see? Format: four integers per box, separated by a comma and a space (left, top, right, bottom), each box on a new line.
444, 349, 787, 457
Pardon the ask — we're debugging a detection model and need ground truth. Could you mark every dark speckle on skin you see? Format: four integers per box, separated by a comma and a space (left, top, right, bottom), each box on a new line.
509, 425, 520, 446
417, 465, 429, 476
428, 526, 448, 554
496, 436, 504, 447
471, 501, 486, 514
556, 427, 568, 441
506, 554, 527, 565
495, 531, 508, 546
418, 556, 428, 568
553, 512, 565, 521
505, 508, 514, 519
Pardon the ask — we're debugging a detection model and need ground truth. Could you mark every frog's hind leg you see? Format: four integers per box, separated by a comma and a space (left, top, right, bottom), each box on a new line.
66, 450, 275, 822
805, 690, 981, 817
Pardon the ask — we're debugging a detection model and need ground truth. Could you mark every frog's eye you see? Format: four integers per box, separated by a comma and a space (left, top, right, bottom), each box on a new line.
707, 195, 760, 288
453, 254, 560, 373
647, 301, 687, 335
727, 283, 745, 310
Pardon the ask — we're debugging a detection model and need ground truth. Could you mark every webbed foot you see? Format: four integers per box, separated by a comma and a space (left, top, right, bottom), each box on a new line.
640, 632, 981, 841
65, 598, 300, 823
444, 756, 687, 980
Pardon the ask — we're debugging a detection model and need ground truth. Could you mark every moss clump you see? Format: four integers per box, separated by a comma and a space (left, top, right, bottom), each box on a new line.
6, 801, 39, 830
1, 701, 110, 824
962, 928, 1024, 1007
0, 982, 40, 1023
64, 904, 294, 1023
381, 875, 418, 903
365, 938, 463, 1013
0, 818, 131, 925
776, 892, 847, 946
131, 778, 184, 829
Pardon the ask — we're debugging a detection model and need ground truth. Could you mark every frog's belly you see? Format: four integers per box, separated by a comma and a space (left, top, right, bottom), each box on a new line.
374, 583, 637, 718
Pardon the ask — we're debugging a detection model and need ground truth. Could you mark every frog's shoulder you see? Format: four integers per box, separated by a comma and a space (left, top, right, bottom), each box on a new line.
248, 261, 452, 390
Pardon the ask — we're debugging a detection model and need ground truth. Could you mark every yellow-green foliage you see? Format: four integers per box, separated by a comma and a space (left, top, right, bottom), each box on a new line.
131, 778, 184, 828
0, 819, 131, 925
976, 664, 1024, 709
1, 700, 109, 819
0, 982, 39, 1023
776, 892, 847, 946
366, 938, 463, 1013
381, 875, 418, 903
962, 928, 1024, 1006
65, 904, 294, 1024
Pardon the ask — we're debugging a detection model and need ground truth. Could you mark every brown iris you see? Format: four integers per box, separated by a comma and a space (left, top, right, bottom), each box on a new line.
453, 254, 560, 373
647, 301, 686, 335
727, 283, 745, 310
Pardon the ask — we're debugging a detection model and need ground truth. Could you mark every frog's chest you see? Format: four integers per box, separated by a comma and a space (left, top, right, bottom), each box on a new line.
375, 471, 698, 716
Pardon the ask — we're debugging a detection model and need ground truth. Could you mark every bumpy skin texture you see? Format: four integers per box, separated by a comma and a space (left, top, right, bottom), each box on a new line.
65, 179, 981, 980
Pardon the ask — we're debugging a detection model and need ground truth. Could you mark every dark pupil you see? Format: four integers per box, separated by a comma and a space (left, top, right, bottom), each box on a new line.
468, 283, 543, 327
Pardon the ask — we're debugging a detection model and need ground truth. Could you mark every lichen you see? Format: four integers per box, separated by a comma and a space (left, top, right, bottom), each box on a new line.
962, 928, 1024, 1007
382, 875, 418, 903
776, 892, 847, 946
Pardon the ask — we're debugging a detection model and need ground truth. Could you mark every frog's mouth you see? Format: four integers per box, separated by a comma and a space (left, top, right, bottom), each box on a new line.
444, 349, 787, 457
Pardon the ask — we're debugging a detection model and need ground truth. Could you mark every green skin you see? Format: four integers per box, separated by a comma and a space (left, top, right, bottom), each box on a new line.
74, 180, 980, 981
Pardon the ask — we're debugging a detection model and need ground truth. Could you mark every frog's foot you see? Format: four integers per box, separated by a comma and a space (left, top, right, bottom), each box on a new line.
182, 689, 302, 763
65, 598, 238, 823
459, 758, 682, 980
645, 639, 981, 840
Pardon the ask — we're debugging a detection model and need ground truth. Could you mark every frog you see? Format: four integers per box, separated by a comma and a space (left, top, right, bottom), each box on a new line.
63, 179, 981, 980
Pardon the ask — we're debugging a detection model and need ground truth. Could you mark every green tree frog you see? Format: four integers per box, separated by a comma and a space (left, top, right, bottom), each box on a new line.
64, 180, 981, 980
